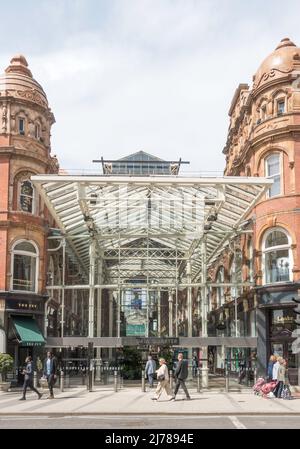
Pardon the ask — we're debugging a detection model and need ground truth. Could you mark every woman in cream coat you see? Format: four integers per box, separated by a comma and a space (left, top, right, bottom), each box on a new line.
151, 358, 173, 401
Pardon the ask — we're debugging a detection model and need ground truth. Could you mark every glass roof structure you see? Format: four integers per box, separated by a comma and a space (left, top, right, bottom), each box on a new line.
93, 151, 189, 175
32, 175, 273, 288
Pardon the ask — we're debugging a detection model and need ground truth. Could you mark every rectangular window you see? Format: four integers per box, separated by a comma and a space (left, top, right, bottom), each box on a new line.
265, 249, 290, 283
261, 105, 267, 120
266, 154, 281, 198
277, 100, 285, 115
19, 118, 25, 135
13, 254, 36, 292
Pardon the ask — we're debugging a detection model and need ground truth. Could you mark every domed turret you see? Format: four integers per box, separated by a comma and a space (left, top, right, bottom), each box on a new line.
0, 54, 49, 108
253, 38, 300, 92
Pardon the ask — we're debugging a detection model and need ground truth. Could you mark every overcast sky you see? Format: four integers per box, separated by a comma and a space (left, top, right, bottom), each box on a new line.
1, 0, 300, 174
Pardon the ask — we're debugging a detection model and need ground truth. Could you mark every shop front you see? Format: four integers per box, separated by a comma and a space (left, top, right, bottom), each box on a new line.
2, 295, 46, 383
257, 287, 299, 385
269, 306, 298, 385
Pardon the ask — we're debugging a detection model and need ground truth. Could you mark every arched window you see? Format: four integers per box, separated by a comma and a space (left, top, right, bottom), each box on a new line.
230, 250, 242, 299
12, 240, 38, 292
265, 154, 281, 198
20, 180, 34, 213
216, 267, 224, 307
262, 228, 292, 284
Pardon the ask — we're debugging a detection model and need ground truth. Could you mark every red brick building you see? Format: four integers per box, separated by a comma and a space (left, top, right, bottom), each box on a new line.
209, 38, 300, 383
0, 55, 59, 371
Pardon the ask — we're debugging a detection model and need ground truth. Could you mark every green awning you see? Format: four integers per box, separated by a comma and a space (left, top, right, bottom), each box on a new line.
12, 316, 45, 347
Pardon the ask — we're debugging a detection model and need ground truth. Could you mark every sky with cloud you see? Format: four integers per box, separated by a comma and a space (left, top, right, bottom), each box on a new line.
1, 0, 300, 173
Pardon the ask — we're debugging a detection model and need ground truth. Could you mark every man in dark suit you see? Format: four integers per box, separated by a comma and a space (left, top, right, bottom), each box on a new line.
43, 351, 58, 399
171, 353, 191, 401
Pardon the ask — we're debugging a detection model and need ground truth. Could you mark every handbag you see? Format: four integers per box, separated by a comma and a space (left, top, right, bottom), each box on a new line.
157, 374, 165, 381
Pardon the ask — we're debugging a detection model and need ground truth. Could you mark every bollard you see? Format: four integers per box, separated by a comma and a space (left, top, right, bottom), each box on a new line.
254, 367, 257, 385
169, 370, 173, 391
141, 370, 146, 392
33, 371, 37, 389
197, 368, 201, 393
65, 373, 70, 389
114, 370, 118, 392
60, 371, 64, 392
225, 365, 229, 393
88, 361, 94, 392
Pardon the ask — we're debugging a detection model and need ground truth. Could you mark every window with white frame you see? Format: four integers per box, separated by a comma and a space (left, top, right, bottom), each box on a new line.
216, 267, 225, 307
230, 250, 242, 299
20, 180, 34, 213
265, 153, 281, 198
263, 228, 292, 284
12, 241, 38, 292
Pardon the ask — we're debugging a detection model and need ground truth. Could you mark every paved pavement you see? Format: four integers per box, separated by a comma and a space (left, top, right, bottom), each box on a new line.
1, 415, 300, 429
1, 386, 300, 416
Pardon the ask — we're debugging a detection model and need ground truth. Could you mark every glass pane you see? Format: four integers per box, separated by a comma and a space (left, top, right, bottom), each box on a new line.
13, 254, 36, 291
265, 249, 290, 283
20, 180, 33, 213
270, 309, 296, 337
14, 242, 36, 253
265, 230, 288, 248
268, 175, 280, 197
267, 155, 279, 176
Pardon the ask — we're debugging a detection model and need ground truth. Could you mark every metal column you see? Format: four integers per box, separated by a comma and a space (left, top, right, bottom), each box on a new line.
88, 239, 96, 338
168, 290, 173, 337
158, 287, 161, 337
187, 260, 193, 374
201, 237, 209, 388
61, 238, 66, 338
108, 290, 114, 360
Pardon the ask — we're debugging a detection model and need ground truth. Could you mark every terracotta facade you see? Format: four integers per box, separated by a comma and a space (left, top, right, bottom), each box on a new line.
209, 38, 300, 382
0, 55, 59, 368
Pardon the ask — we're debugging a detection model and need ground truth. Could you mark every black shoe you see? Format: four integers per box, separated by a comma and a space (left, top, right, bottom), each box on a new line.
151, 397, 157, 400
169, 396, 175, 401
19, 397, 26, 401
38, 393, 43, 400
186, 397, 191, 400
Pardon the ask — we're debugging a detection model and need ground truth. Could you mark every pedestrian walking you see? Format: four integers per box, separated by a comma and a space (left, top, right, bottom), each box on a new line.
43, 351, 58, 399
267, 355, 276, 381
19, 356, 42, 400
151, 358, 173, 401
272, 355, 280, 381
171, 353, 191, 401
274, 357, 286, 398
145, 355, 156, 389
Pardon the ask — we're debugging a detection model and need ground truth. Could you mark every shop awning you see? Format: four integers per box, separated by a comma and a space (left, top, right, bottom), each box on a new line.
12, 316, 45, 346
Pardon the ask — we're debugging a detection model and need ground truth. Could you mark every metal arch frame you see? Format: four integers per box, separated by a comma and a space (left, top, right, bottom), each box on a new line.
33, 175, 272, 287
33, 174, 272, 385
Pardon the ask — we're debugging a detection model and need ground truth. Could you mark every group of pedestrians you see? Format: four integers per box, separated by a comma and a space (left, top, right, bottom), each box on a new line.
19, 351, 58, 401
145, 353, 191, 402
267, 354, 287, 398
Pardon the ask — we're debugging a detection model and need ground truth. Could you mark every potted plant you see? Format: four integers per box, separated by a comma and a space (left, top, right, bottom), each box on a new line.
0, 353, 14, 392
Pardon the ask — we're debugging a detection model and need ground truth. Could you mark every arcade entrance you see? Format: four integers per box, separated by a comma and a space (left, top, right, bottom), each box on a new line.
32, 173, 272, 388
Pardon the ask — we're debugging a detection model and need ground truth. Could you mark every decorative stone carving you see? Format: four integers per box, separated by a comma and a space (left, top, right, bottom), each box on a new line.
2, 103, 7, 133
16, 89, 47, 108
